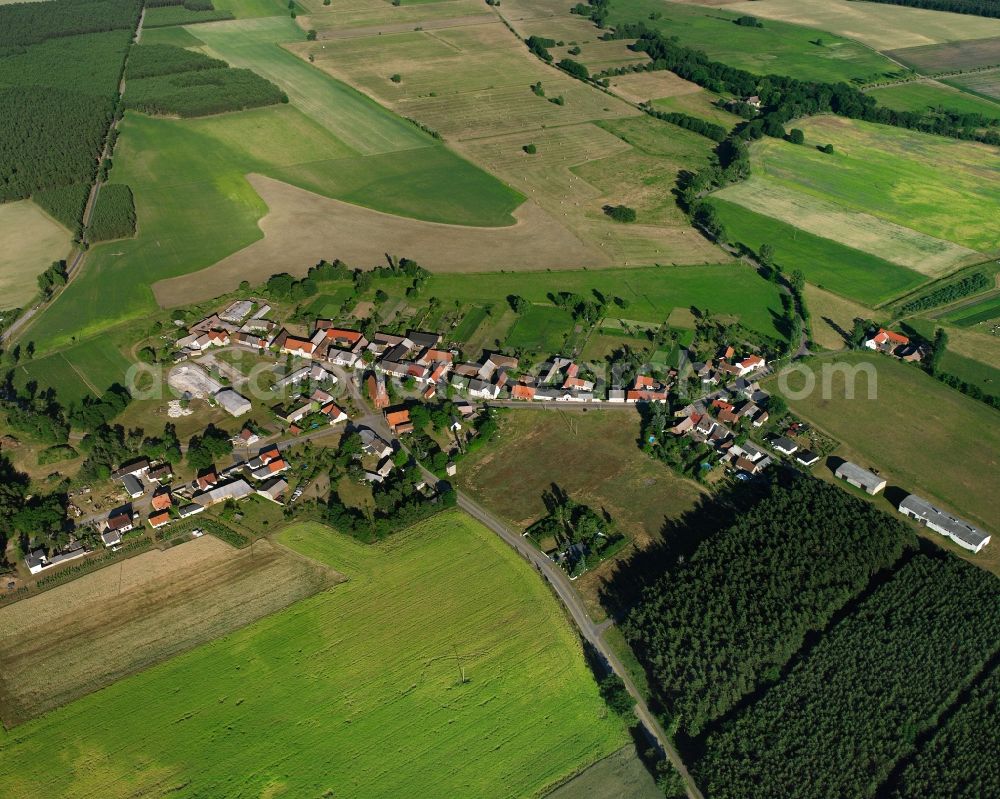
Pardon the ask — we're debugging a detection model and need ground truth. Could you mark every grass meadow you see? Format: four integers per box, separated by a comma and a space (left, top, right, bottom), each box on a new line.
0, 513, 626, 798
869, 81, 1000, 118
416, 265, 787, 339
773, 353, 1000, 534
607, 0, 901, 84
0, 200, 70, 310
15, 338, 134, 405
747, 117, 1000, 256
939, 293, 1000, 327
506, 304, 577, 354
708, 197, 926, 305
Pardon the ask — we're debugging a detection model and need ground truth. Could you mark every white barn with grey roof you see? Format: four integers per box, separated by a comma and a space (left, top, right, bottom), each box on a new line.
834, 461, 886, 495
899, 494, 991, 554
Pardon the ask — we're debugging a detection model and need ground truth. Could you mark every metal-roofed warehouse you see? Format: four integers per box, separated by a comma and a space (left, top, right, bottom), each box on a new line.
834, 461, 886, 495
899, 494, 991, 554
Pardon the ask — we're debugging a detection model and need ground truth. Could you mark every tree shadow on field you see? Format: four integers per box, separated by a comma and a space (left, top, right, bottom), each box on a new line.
598, 479, 775, 621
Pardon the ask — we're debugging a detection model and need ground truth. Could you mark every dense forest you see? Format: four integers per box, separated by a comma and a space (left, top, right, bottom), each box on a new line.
126, 67, 287, 116
88, 183, 136, 241
693, 553, 1000, 799
623, 477, 916, 736
126, 43, 226, 79
859, 0, 1000, 19
0, 0, 140, 232
891, 663, 1000, 799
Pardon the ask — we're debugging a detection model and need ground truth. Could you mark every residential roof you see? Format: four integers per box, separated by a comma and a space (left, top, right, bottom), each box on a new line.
512, 384, 536, 400
282, 336, 316, 354
121, 474, 144, 497
149, 510, 171, 528
151, 490, 172, 511
771, 436, 798, 453
107, 510, 133, 531
796, 450, 820, 466
385, 409, 411, 426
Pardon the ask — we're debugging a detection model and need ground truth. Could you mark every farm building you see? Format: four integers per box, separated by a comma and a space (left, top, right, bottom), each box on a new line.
168, 364, 223, 399
835, 461, 886, 495
257, 477, 289, 503
121, 474, 144, 499
898, 494, 991, 554
24, 542, 88, 575
220, 300, 254, 323
193, 479, 255, 507
215, 389, 252, 418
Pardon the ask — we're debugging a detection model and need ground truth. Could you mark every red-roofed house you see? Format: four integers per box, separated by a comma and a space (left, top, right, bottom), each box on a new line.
385, 409, 414, 435
737, 355, 766, 376
151, 489, 172, 511
512, 384, 536, 400
196, 470, 218, 491
281, 336, 316, 358
865, 328, 910, 354
148, 511, 171, 529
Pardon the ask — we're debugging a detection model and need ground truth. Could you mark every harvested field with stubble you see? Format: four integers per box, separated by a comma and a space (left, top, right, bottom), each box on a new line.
0, 536, 338, 728
152, 174, 611, 306
714, 0, 1000, 50
945, 69, 1000, 103
0, 514, 626, 799
607, 70, 701, 104
0, 200, 70, 311
299, 0, 490, 34
888, 37, 1000, 72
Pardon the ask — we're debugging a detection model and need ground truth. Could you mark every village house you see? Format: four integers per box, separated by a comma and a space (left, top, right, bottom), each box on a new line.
120, 473, 144, 499
898, 494, 991, 554
835, 461, 886, 495
796, 450, 820, 467
148, 511, 172, 529
195, 468, 219, 492
366, 373, 389, 410
151, 488, 172, 512
25, 542, 88, 575
147, 462, 173, 483
359, 428, 393, 459
280, 335, 317, 359
234, 427, 260, 447
193, 478, 256, 507
112, 459, 150, 480
257, 477, 289, 504
385, 408, 414, 435
770, 436, 799, 456
865, 328, 910, 355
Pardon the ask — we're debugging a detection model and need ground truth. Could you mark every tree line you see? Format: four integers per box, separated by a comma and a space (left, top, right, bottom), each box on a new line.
693, 552, 1000, 799
623, 477, 916, 737
898, 271, 990, 315
644, 108, 728, 141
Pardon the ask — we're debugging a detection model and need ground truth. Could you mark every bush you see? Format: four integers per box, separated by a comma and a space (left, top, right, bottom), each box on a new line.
88, 183, 135, 241
557, 58, 589, 80
390, 73, 401, 83
522, 143, 537, 154
787, 128, 805, 144
605, 204, 637, 223
38, 444, 79, 465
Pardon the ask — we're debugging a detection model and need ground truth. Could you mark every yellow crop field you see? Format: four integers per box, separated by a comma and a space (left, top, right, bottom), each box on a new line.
0, 200, 70, 310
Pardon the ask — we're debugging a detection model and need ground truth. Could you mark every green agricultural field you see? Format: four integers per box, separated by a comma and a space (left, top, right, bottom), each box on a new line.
144, 5, 234, 28
16, 338, 133, 405
212, 0, 288, 19
27, 97, 521, 352
746, 117, 1000, 256
191, 17, 428, 154
707, 198, 926, 305
772, 353, 1000, 533
940, 294, 1000, 327
505, 304, 576, 353
651, 90, 743, 129
0, 514, 626, 798
139, 25, 205, 47
607, 0, 902, 84
869, 81, 1000, 118
421, 265, 790, 340
937, 350, 1000, 396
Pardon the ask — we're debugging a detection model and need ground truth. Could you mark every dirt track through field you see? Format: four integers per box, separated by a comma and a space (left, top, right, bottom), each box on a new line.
152, 174, 611, 307
0, 536, 339, 727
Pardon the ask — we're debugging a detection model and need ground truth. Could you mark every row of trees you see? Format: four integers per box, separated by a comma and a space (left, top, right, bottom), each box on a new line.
611, 24, 1000, 145
898, 271, 990, 315
126, 67, 287, 117
644, 108, 728, 142
693, 553, 1000, 799
623, 477, 916, 737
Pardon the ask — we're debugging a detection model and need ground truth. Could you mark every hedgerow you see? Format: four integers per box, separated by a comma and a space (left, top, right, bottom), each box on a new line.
899, 272, 991, 315
88, 183, 136, 241
126, 67, 287, 116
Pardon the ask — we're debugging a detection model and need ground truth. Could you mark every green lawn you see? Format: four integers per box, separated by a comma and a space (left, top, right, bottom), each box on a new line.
607, 0, 902, 84
869, 81, 1000, 118
16, 338, 133, 406
506, 304, 577, 353
748, 117, 1000, 255
938, 350, 1000, 396
772, 353, 1000, 533
0, 513, 626, 798
708, 198, 926, 305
